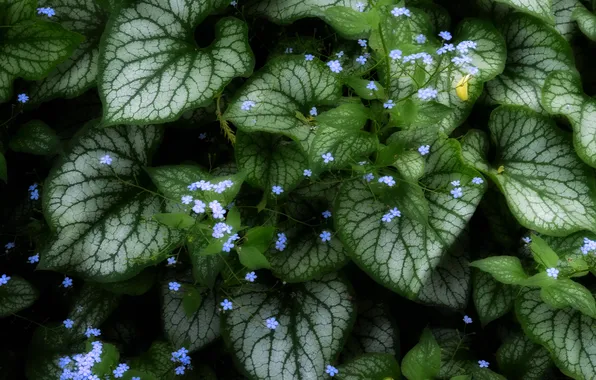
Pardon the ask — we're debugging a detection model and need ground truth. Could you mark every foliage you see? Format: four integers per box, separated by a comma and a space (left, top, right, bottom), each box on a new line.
2, 0, 596, 378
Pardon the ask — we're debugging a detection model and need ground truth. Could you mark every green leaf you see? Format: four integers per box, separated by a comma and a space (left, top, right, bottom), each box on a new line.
0, 152, 6, 182
336, 353, 401, 380
572, 5, 596, 40
316, 103, 370, 131
99, 0, 254, 125
346, 78, 385, 100
129, 341, 176, 378
472, 270, 515, 326
520, 272, 557, 288
322, 6, 371, 38
226, 207, 242, 232
433, 328, 470, 378
542, 70, 596, 168
0, 0, 36, 25
161, 281, 219, 353
243, 226, 275, 252
394, 151, 426, 181
182, 288, 203, 318
469, 256, 528, 284
0, 276, 38, 317
38, 121, 183, 282
187, 235, 224, 288
401, 328, 441, 380
468, 106, 596, 236
90, 342, 120, 377
343, 301, 399, 360
516, 287, 596, 379
153, 213, 196, 229
553, 0, 583, 40
540, 279, 596, 318
221, 273, 355, 379
266, 224, 349, 282
94, 269, 156, 295
336, 139, 485, 305
235, 131, 308, 193
249, 0, 362, 24
224, 56, 342, 147
9, 120, 60, 155
529, 235, 560, 268
493, 0, 554, 23
28, 0, 108, 103
310, 123, 378, 173
541, 232, 596, 275
238, 245, 272, 270
485, 13, 575, 112
496, 331, 551, 380
0, 20, 83, 102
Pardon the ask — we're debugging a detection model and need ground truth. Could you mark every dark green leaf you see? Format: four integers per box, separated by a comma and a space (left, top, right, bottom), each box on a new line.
402, 328, 441, 380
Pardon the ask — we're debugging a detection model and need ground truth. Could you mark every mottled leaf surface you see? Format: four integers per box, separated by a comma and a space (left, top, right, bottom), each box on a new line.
0, 276, 38, 317
496, 331, 551, 380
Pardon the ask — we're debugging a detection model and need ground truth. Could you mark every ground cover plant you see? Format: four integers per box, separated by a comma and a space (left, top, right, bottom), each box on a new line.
2, 0, 596, 378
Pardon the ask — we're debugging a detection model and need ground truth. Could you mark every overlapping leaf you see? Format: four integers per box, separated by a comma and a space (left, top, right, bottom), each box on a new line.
462, 106, 596, 235
496, 331, 551, 380
572, 5, 596, 40
553, 0, 582, 40
10, 120, 60, 155
0, 276, 38, 317
335, 139, 485, 305
493, 0, 554, 23
542, 70, 596, 168
516, 287, 596, 379
485, 13, 575, 112
38, 121, 183, 282
472, 270, 515, 326
221, 273, 355, 380
99, 0, 254, 125
336, 353, 401, 380
224, 56, 342, 148
29, 0, 108, 103
249, 0, 362, 24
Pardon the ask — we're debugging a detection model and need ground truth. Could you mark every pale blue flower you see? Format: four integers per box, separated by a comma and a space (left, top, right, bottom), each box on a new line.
436, 43, 455, 55
356, 55, 367, 65
272, 185, 284, 195
84, 327, 101, 337
322, 210, 332, 219
389, 49, 402, 60
439, 31, 452, 40
99, 155, 112, 165
305, 54, 315, 61
463, 315, 472, 324
358, 39, 367, 47
378, 176, 395, 187
63, 319, 74, 328
28, 253, 39, 264
522, 236, 532, 245
415, 34, 426, 44
30, 189, 39, 200
478, 360, 489, 368
0, 274, 10, 286
241, 100, 256, 111
192, 199, 206, 214
391, 7, 411, 17
471, 177, 483, 185
363, 173, 374, 182
417, 87, 438, 101
245, 271, 257, 282
167, 257, 176, 265
275, 233, 287, 251
366, 81, 378, 91
310, 107, 318, 116
181, 195, 193, 204
383, 100, 394, 109
62, 277, 73, 288
326, 365, 339, 377
327, 60, 343, 73
581, 237, 596, 254
336, 51, 344, 58
304, 169, 312, 177
450, 187, 463, 199
320, 230, 332, 242
546, 267, 559, 279
221, 299, 233, 310
113, 363, 129, 378
322, 152, 334, 163
169, 282, 181, 291
266, 317, 279, 329
5, 242, 15, 250
451, 180, 460, 186
212, 222, 233, 238
17, 93, 29, 103
209, 200, 226, 219
355, 2, 365, 11
418, 145, 430, 155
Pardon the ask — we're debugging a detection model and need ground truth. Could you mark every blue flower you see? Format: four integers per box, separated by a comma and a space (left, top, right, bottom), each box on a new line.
169, 282, 181, 291
463, 315, 472, 324
175, 366, 186, 375
546, 267, 559, 279
378, 176, 395, 187
355, 2, 365, 11
17, 93, 29, 103
366, 81, 377, 91
99, 155, 112, 165
322, 152, 334, 164
389, 50, 402, 60
383, 100, 394, 109
363, 173, 374, 182
84, 327, 101, 337
451, 180, 460, 186
478, 360, 489, 368
1, 274, 12, 286
30, 189, 39, 200
167, 257, 176, 265
221, 299, 233, 310
181, 195, 193, 204
209, 200, 226, 219
241, 100, 256, 110
5, 242, 15, 250
37, 7, 55, 17
415, 34, 426, 44
272, 185, 284, 195
418, 145, 430, 155
28, 253, 40, 264
266, 317, 279, 330
358, 39, 367, 47
417, 87, 438, 101
439, 31, 452, 40
192, 199, 206, 214
305, 54, 314, 61
450, 187, 463, 199
391, 7, 411, 17
113, 363, 129, 378
275, 233, 287, 251
322, 210, 332, 219
320, 230, 332, 242
327, 60, 342, 73
326, 365, 339, 377
245, 271, 257, 282
471, 177, 483, 185
62, 277, 73, 288
310, 107, 318, 116
63, 319, 74, 329
212, 222, 233, 238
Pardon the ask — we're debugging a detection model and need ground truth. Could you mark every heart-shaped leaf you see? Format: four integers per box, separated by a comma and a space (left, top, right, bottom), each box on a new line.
28, 0, 108, 103
402, 328, 441, 380
485, 13, 575, 112
542, 70, 596, 168
221, 273, 355, 380
99, 0, 254, 125
516, 287, 596, 379
224, 56, 342, 147
161, 281, 220, 353
0, 276, 38, 317
336, 353, 401, 380
335, 139, 485, 305
0, 19, 83, 102
472, 270, 515, 326
38, 121, 183, 282
9, 120, 60, 155
496, 331, 552, 380
462, 105, 596, 236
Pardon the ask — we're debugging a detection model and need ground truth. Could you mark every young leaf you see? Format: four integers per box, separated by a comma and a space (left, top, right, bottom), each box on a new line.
243, 226, 275, 252
249, 0, 362, 23
153, 213, 196, 229
28, 0, 109, 103
466, 106, 596, 236
161, 281, 219, 353
99, 0, 254, 125
346, 78, 385, 100
316, 103, 370, 131
224, 56, 342, 147
493, 0, 554, 23
235, 131, 308, 193
38, 121, 183, 282
485, 13, 575, 112
322, 6, 371, 38
221, 273, 355, 379
0, 276, 38, 317
343, 301, 399, 360
266, 225, 349, 283
496, 331, 551, 380
182, 288, 203, 318
0, 20, 83, 102
336, 353, 401, 380
9, 120, 60, 155
542, 70, 596, 168
393, 151, 426, 181
572, 5, 596, 40
529, 235, 560, 268
469, 256, 528, 285
473, 270, 515, 326
237, 246, 272, 270
335, 139, 485, 305
516, 287, 596, 379
401, 328, 441, 380
540, 279, 596, 318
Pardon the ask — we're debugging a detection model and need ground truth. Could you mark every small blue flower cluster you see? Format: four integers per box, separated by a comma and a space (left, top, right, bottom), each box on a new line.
37, 7, 55, 17
275, 233, 287, 251
171, 347, 192, 375
58, 340, 103, 380
29, 183, 39, 200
